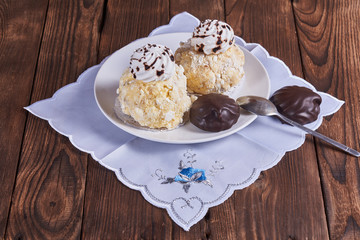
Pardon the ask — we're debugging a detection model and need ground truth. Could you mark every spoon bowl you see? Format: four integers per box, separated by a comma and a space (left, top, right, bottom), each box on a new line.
236, 96, 278, 117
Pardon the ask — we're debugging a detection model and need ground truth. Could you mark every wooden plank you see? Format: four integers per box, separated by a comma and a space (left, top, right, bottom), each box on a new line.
81, 0, 172, 239
5, 0, 105, 238
97, 0, 170, 61
293, 0, 360, 238
170, 0, 225, 21
83, 162, 174, 239
0, 0, 48, 238
226, 0, 330, 238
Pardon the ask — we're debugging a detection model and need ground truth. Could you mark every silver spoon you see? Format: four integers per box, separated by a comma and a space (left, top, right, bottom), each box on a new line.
236, 96, 360, 157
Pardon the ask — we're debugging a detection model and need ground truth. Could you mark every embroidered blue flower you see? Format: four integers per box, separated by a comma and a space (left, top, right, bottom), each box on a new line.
174, 167, 206, 183
154, 151, 217, 193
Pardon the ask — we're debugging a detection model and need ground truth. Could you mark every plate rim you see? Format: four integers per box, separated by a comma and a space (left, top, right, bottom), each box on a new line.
94, 32, 270, 144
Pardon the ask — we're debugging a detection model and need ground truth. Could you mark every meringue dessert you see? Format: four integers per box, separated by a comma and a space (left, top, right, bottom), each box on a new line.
175, 19, 245, 94
115, 44, 192, 130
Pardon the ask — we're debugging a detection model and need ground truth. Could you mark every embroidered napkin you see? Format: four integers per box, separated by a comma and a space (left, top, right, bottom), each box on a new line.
25, 12, 343, 231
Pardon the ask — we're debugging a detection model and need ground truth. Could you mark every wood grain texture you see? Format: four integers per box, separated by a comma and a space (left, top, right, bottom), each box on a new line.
293, 0, 360, 238
0, 0, 48, 238
170, 0, 225, 21
83, 161, 174, 239
97, 0, 170, 61
5, 0, 105, 238
81, 1, 172, 239
226, 0, 329, 238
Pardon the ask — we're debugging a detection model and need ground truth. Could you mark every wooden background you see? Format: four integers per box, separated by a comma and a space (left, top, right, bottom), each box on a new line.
1, 0, 359, 239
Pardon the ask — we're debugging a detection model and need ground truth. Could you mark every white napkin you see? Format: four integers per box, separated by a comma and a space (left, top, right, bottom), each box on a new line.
25, 12, 343, 231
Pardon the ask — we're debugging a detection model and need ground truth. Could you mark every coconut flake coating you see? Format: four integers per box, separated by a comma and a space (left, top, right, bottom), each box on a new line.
175, 42, 245, 94
117, 65, 192, 130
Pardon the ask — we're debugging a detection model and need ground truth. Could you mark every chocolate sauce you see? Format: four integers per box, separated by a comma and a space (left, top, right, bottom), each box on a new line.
190, 94, 240, 132
270, 86, 322, 125
191, 19, 234, 55
130, 44, 174, 80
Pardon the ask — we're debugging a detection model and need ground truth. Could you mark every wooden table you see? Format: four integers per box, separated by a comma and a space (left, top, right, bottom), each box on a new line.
1, 0, 359, 239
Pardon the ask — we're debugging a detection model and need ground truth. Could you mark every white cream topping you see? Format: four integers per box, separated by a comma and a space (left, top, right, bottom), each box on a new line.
129, 44, 175, 82
191, 19, 235, 55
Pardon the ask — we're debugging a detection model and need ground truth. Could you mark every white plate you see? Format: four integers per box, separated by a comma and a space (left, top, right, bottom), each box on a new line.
94, 32, 270, 144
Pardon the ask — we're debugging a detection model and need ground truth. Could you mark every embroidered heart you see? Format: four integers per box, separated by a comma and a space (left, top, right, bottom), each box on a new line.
171, 197, 204, 225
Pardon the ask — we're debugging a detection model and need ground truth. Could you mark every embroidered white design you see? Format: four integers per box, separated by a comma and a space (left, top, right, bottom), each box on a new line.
151, 149, 224, 193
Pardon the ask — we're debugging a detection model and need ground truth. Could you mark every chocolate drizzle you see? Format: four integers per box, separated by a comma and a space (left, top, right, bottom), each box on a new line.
156, 70, 164, 76
197, 44, 205, 53
190, 94, 240, 132
191, 19, 234, 54
130, 44, 174, 80
212, 46, 221, 53
144, 56, 160, 70
270, 86, 322, 125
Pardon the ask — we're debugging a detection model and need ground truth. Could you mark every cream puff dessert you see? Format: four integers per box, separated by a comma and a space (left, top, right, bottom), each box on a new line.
175, 19, 245, 94
115, 44, 192, 130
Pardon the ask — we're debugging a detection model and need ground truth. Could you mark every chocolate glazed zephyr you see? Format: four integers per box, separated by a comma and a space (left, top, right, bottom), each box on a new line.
270, 86, 322, 125
190, 94, 240, 132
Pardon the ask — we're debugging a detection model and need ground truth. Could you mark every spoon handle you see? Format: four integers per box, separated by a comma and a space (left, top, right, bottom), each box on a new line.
277, 114, 360, 157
